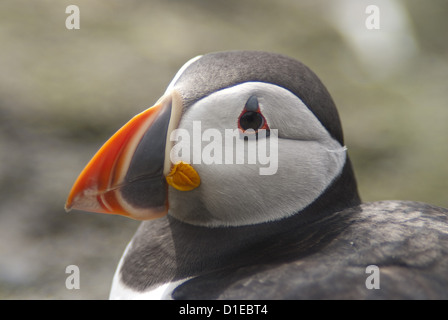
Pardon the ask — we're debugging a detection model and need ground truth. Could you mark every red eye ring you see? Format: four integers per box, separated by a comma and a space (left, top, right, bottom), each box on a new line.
237, 96, 270, 134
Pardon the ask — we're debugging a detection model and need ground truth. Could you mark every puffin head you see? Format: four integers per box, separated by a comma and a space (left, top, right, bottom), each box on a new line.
66, 51, 360, 227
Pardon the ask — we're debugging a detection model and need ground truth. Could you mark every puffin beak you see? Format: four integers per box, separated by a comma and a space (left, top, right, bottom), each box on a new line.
65, 90, 199, 220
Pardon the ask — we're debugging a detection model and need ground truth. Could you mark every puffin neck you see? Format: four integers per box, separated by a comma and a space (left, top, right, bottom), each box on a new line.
119, 155, 360, 291
167, 156, 361, 277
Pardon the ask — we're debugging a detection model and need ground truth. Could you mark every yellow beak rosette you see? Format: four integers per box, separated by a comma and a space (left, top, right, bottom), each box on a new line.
166, 161, 201, 191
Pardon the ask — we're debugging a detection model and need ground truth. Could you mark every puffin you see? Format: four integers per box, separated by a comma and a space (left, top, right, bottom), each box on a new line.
65, 51, 448, 299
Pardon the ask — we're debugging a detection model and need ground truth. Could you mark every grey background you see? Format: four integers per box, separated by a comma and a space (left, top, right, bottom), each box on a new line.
1, 0, 447, 299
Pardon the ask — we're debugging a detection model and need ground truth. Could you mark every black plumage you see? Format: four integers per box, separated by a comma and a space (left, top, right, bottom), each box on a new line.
120, 201, 448, 299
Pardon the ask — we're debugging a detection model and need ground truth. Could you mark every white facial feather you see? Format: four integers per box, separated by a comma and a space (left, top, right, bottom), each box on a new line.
168, 82, 346, 227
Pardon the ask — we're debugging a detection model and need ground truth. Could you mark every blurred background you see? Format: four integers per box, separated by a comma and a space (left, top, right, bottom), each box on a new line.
0, 0, 447, 299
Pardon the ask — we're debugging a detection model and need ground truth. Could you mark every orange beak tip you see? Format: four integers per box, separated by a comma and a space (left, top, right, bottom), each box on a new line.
65, 93, 180, 220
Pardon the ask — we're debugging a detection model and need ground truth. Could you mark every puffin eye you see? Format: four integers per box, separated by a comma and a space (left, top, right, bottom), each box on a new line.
239, 111, 265, 131
238, 95, 270, 135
